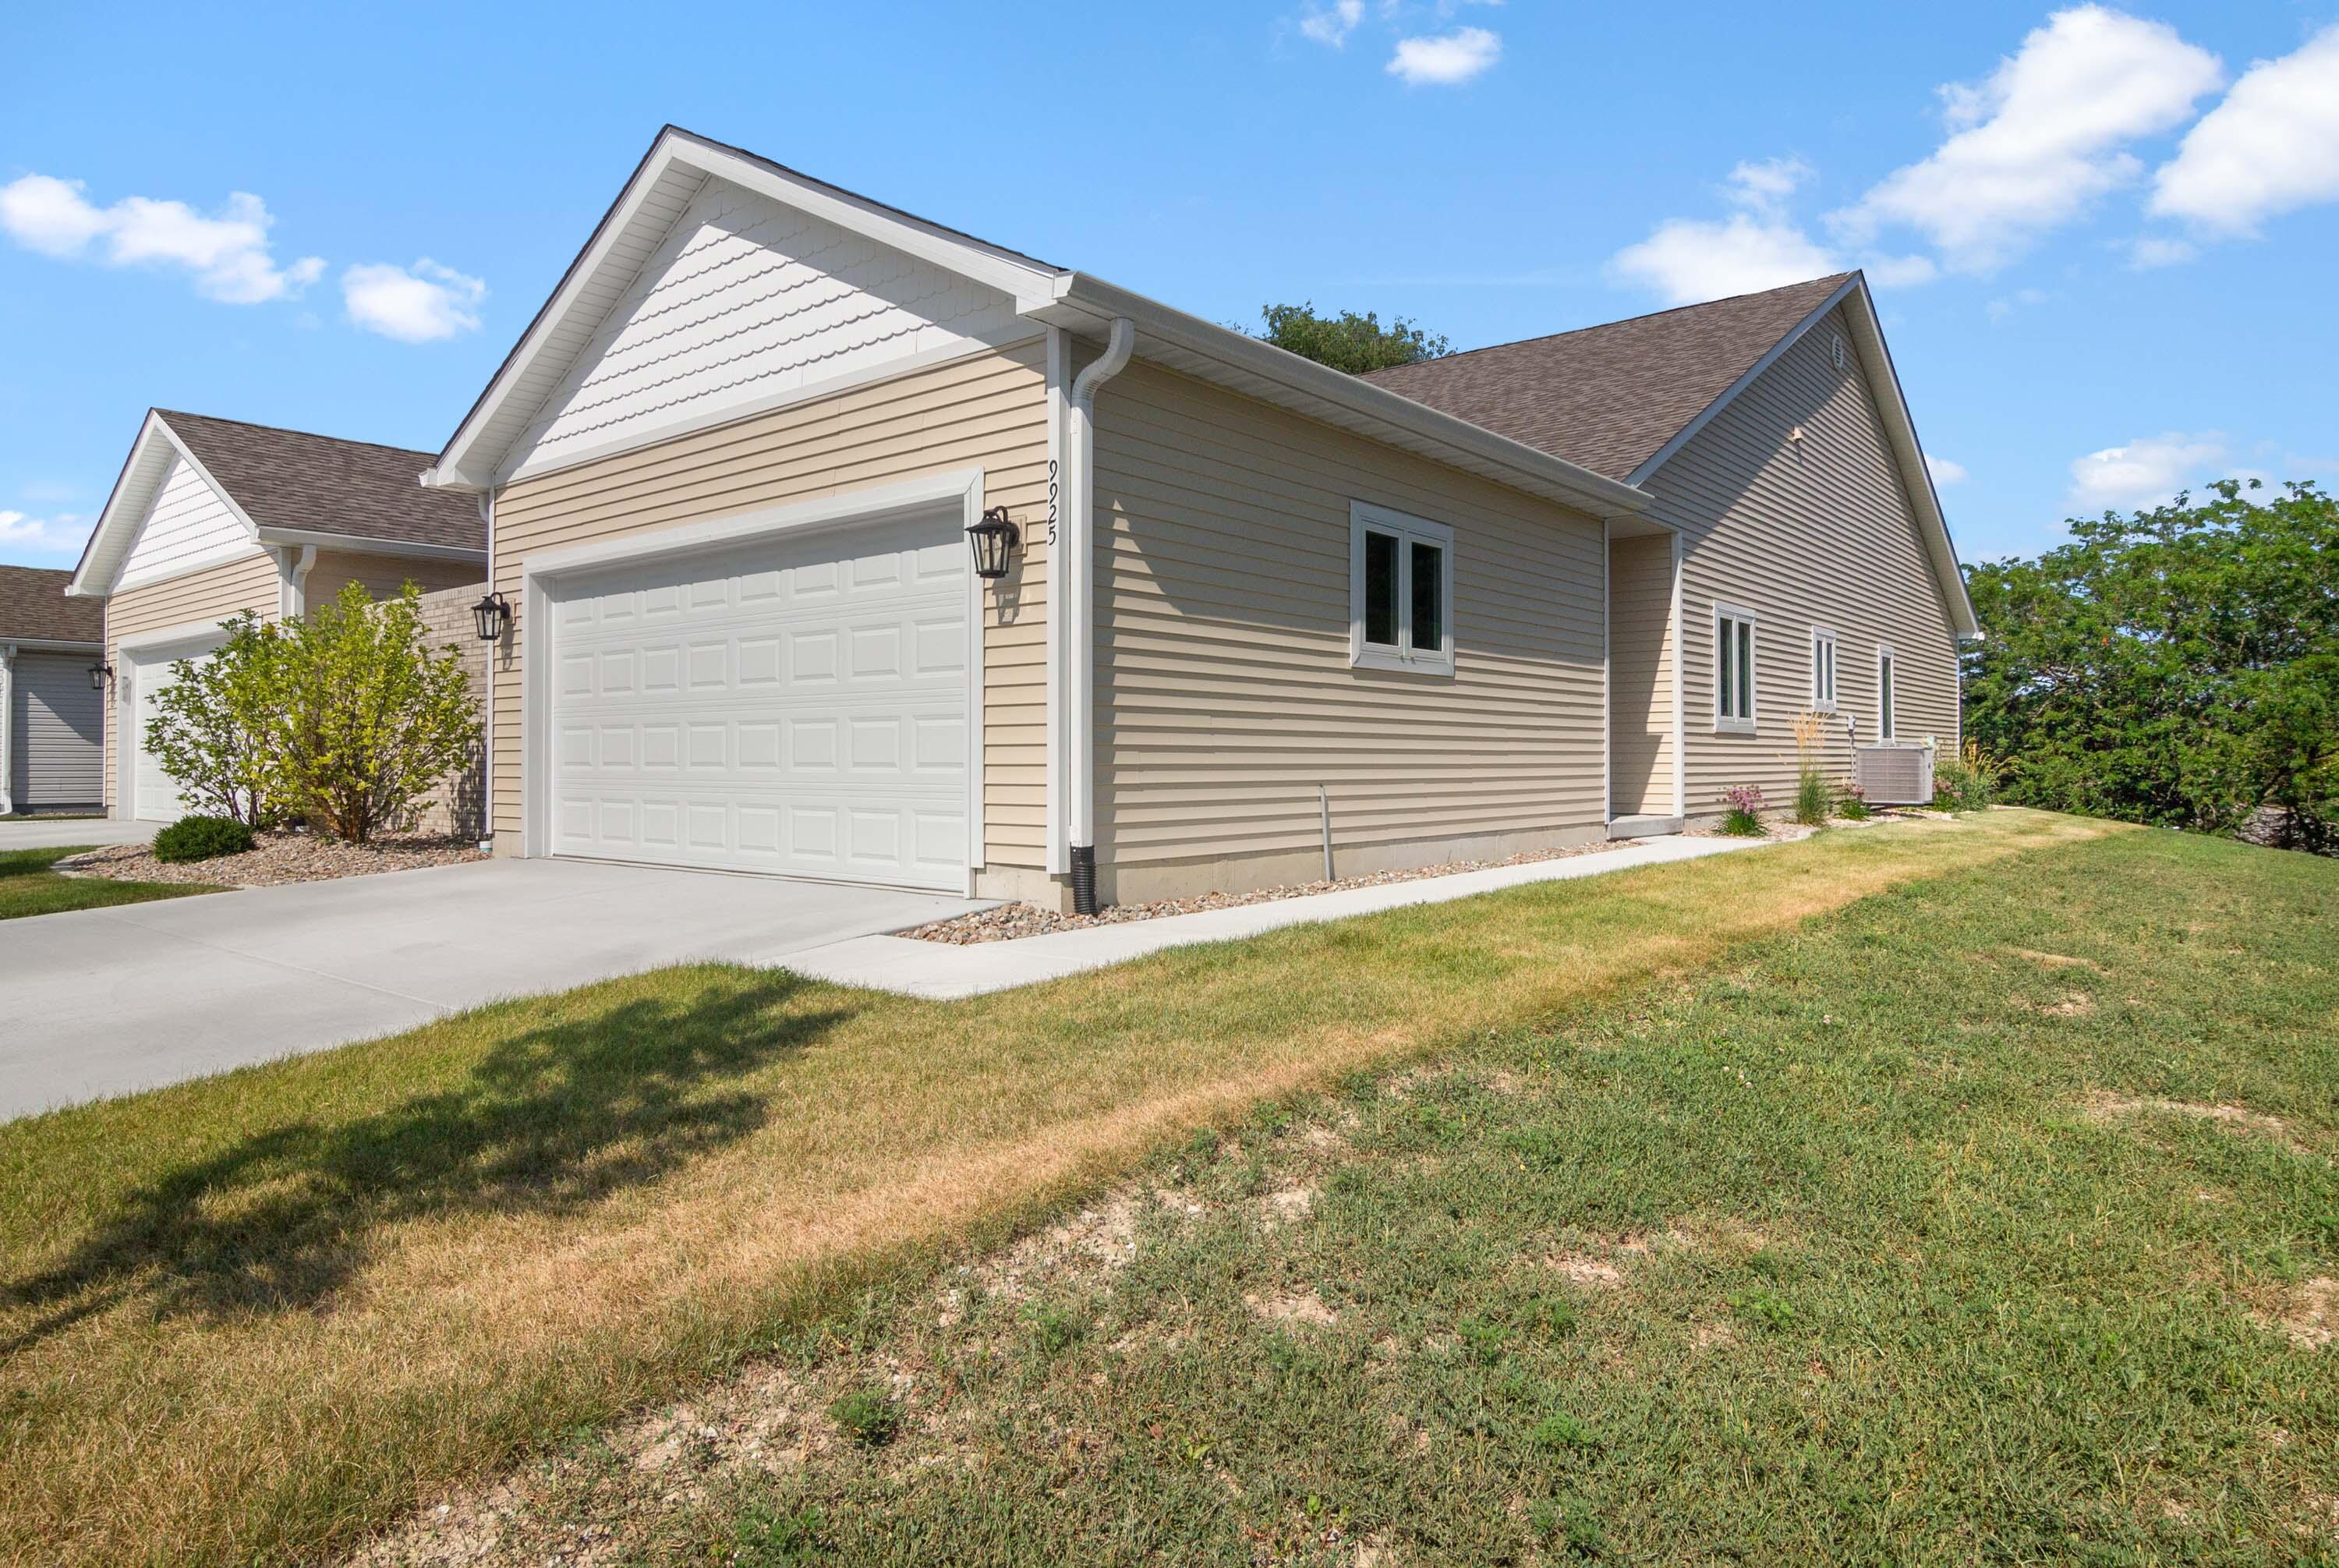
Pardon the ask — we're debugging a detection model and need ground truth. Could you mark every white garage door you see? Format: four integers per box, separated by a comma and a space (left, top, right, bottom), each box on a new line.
129, 638, 222, 823
547, 511, 972, 890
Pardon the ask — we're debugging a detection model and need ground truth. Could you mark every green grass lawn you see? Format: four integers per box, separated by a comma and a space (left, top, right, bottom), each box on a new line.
0, 845, 219, 920
9, 810, 2330, 1566
374, 823, 2335, 1567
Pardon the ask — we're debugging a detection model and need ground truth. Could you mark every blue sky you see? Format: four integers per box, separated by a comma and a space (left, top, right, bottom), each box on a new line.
5, 1, 2336, 571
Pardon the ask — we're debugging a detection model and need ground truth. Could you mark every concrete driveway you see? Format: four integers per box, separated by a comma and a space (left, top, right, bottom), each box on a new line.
1, 858, 985, 1120
1, 816, 157, 850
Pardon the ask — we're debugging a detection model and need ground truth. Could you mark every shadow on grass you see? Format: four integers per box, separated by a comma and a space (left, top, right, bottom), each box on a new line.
3, 970, 847, 1352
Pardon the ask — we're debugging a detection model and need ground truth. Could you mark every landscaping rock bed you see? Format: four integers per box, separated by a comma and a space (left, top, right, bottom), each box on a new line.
57, 830, 486, 889
903, 838, 1633, 945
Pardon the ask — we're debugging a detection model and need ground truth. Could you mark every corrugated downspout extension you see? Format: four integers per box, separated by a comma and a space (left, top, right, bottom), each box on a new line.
1069, 844, 1099, 917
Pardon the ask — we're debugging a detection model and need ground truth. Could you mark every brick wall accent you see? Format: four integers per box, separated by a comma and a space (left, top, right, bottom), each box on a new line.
407, 582, 487, 841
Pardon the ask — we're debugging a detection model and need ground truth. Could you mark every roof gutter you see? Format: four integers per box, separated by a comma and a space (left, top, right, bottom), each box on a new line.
1035, 273, 1654, 526
251, 527, 488, 565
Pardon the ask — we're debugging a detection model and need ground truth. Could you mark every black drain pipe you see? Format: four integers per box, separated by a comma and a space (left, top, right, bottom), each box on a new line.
1069, 844, 1100, 916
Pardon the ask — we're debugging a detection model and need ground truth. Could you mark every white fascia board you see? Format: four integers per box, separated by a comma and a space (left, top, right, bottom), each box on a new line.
1, 638, 101, 654
429, 127, 1067, 491
67, 412, 263, 598
1039, 273, 1655, 526
112, 616, 240, 655
1628, 274, 1980, 642
251, 527, 488, 565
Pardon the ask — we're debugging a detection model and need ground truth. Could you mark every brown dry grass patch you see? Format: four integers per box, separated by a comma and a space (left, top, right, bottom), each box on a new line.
0, 809, 2117, 1567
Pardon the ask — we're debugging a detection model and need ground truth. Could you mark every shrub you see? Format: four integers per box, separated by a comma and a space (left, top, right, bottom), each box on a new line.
1933, 741, 2001, 812
140, 612, 281, 826
1720, 784, 1768, 837
152, 814, 257, 863
1836, 781, 1872, 820
1791, 711, 1832, 826
828, 1386, 899, 1448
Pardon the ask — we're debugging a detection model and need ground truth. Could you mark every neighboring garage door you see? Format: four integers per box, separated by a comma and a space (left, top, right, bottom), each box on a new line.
128, 636, 223, 823
11, 652, 103, 810
547, 511, 972, 890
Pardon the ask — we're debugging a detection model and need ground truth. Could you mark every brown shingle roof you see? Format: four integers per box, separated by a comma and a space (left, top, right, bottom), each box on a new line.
1360, 274, 1855, 482
158, 411, 486, 552
0, 565, 101, 642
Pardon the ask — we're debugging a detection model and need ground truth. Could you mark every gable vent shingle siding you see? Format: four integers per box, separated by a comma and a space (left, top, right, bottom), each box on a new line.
1360, 274, 1852, 482
159, 412, 487, 552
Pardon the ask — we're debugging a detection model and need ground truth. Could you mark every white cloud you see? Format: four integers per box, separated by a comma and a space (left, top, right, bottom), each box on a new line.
1386, 26, 1501, 85
1831, 5, 2223, 271
2066, 431, 2226, 511
2127, 235, 2196, 267
0, 510, 90, 559
1863, 253, 1939, 287
1610, 158, 1839, 306
1300, 0, 1363, 46
341, 259, 487, 342
1926, 454, 1969, 487
0, 175, 324, 304
2150, 23, 2339, 235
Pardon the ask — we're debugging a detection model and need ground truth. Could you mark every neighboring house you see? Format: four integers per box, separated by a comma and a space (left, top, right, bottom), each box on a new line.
0, 565, 104, 816
66, 412, 488, 823
419, 125, 1976, 910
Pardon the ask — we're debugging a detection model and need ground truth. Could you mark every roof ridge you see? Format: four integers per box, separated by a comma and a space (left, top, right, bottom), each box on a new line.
1374, 271, 1857, 375
156, 409, 437, 462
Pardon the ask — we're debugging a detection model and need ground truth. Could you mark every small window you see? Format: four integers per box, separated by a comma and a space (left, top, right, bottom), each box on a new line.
1877, 644, 1896, 740
1810, 628, 1838, 712
1714, 603, 1757, 734
1350, 501, 1454, 675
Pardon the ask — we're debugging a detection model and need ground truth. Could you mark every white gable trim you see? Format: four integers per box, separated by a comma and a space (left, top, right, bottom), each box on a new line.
427, 127, 1066, 491
68, 412, 263, 599
1626, 275, 1980, 641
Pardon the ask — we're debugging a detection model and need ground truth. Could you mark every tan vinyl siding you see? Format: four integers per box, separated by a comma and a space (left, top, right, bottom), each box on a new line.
487, 339, 1050, 869
303, 550, 483, 610
100, 547, 279, 812
1608, 532, 1676, 816
1091, 359, 1608, 896
1649, 306, 1960, 815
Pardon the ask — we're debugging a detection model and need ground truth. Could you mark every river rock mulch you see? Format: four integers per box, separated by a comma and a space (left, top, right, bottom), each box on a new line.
903, 838, 1637, 946
56, 830, 486, 889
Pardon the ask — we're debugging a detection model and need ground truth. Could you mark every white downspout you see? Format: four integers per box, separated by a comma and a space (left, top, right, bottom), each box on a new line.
276, 544, 317, 619
1062, 317, 1134, 911
479, 487, 496, 851
0, 642, 15, 817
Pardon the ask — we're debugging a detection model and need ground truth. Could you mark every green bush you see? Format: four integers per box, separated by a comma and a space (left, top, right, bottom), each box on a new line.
1719, 784, 1767, 837
828, 1386, 899, 1448
1932, 743, 2000, 812
1795, 769, 1833, 826
152, 815, 257, 863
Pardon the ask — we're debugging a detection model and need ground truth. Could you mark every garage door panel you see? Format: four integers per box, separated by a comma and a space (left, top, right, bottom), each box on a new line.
547, 510, 970, 890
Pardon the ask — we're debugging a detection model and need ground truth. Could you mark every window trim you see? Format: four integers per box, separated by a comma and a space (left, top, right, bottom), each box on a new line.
1713, 600, 1758, 735
1350, 501, 1456, 677
1810, 625, 1838, 713
1876, 642, 1897, 741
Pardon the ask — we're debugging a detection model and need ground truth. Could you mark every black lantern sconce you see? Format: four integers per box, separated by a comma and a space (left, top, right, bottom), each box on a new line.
88, 662, 114, 692
966, 506, 1019, 580
472, 591, 512, 642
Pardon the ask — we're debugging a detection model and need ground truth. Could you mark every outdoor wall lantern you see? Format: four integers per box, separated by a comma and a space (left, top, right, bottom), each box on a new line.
88, 662, 113, 692
966, 506, 1020, 580
472, 591, 512, 642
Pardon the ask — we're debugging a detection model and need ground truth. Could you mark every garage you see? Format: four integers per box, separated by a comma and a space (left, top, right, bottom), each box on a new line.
541, 507, 975, 891
127, 634, 224, 823
9, 652, 104, 812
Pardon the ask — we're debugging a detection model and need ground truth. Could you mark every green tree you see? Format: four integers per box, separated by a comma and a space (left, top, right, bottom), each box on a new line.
1253, 302, 1450, 374
270, 582, 479, 844
1962, 480, 2338, 851
141, 612, 284, 826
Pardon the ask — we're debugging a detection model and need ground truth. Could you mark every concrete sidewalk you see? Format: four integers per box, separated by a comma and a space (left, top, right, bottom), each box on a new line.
2, 858, 985, 1120
777, 831, 1768, 1000
1, 816, 157, 851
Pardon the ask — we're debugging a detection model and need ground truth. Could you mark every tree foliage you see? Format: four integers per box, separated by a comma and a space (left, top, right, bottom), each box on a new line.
1962, 480, 2338, 851
1254, 302, 1450, 374
141, 582, 479, 844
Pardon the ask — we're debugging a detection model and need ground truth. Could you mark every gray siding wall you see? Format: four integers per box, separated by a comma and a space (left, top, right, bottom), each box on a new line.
1646, 305, 1961, 815
1607, 533, 1676, 817
12, 651, 103, 809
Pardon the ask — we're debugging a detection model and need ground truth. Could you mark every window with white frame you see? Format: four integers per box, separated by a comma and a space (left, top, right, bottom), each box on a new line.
1876, 643, 1897, 739
1714, 603, 1757, 733
1350, 501, 1454, 675
1810, 627, 1838, 712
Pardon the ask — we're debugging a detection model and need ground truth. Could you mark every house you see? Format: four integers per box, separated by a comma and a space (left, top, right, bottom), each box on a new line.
0, 565, 104, 816
420, 126, 1976, 911
66, 412, 488, 823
